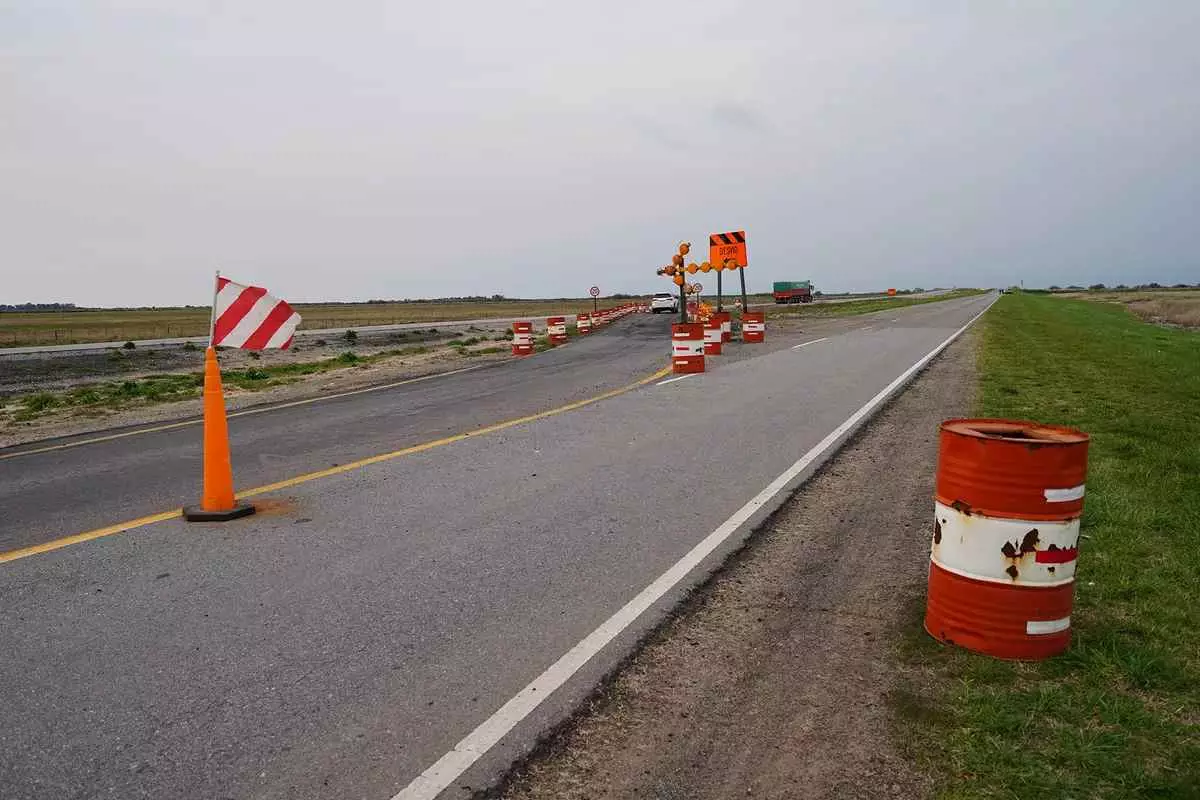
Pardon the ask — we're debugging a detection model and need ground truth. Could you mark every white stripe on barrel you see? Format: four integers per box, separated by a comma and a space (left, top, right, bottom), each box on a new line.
932, 501, 1079, 587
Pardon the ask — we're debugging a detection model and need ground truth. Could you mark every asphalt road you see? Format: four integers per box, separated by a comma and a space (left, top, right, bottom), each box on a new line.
0, 315, 674, 553
0, 293, 995, 800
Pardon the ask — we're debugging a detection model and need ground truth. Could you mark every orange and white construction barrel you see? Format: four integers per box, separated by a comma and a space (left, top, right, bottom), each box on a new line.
703, 320, 723, 355
576, 313, 592, 335
925, 419, 1090, 660
547, 316, 568, 346
671, 323, 705, 374
511, 321, 534, 356
742, 311, 765, 343
712, 311, 732, 343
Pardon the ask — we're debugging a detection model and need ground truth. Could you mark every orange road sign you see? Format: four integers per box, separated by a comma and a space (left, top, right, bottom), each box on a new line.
709, 231, 747, 267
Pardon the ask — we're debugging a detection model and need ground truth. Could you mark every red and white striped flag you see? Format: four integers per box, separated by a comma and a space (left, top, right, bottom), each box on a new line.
211, 276, 302, 349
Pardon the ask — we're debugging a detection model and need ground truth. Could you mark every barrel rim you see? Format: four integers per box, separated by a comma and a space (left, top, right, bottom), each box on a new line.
941, 417, 1088, 446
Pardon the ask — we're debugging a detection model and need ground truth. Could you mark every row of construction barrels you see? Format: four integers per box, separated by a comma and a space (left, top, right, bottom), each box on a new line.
511, 305, 648, 356
671, 311, 765, 374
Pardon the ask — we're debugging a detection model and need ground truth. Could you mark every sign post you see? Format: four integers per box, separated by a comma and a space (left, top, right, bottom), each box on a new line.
654, 242, 694, 325
709, 230, 748, 317
589, 285, 600, 314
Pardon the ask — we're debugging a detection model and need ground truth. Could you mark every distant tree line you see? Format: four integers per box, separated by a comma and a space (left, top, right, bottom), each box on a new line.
0, 302, 79, 312
1041, 282, 1198, 293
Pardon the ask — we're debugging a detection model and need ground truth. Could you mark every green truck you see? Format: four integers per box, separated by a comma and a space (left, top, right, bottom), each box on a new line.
773, 280, 814, 304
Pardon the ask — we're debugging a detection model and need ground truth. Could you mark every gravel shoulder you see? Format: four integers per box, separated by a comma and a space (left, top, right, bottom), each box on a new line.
495, 330, 977, 800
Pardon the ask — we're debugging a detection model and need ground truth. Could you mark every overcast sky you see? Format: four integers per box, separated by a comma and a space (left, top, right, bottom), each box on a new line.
4, 2, 1198, 306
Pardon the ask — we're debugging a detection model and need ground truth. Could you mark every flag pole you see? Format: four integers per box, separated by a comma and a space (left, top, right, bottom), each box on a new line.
209, 270, 220, 347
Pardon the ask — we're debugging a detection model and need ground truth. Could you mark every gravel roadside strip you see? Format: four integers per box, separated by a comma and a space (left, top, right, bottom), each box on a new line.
492, 330, 977, 800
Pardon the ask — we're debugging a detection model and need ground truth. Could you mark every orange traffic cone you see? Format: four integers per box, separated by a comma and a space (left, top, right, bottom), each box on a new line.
183, 347, 255, 521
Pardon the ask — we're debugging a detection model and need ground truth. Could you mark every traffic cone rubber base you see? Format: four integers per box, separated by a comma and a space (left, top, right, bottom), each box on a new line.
182, 502, 255, 522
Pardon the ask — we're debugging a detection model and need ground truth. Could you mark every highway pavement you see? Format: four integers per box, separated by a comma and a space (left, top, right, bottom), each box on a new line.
0, 292, 995, 799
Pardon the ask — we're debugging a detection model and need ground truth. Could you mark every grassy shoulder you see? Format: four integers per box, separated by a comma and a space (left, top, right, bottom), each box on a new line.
762, 288, 986, 319
894, 293, 1200, 798
2, 338, 509, 423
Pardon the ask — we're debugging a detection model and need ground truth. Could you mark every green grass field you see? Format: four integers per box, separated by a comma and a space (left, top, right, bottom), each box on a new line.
895, 293, 1200, 798
763, 288, 985, 318
0, 299, 631, 348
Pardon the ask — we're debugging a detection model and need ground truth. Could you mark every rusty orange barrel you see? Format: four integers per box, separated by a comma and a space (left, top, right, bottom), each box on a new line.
742, 311, 765, 343
703, 320, 723, 355
925, 419, 1090, 660
576, 313, 592, 335
547, 316, 568, 346
671, 323, 705, 374
511, 321, 534, 356
712, 311, 732, 342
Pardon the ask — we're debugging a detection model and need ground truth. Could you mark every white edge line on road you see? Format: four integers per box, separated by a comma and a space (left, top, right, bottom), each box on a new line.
392, 293, 998, 800
861, 326, 874, 331
655, 374, 696, 386
790, 337, 829, 351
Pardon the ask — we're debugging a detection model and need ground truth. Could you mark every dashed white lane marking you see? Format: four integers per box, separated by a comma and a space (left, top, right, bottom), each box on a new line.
656, 374, 697, 386
791, 337, 829, 350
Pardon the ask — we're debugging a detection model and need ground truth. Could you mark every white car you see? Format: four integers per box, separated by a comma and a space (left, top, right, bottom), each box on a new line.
650, 292, 679, 313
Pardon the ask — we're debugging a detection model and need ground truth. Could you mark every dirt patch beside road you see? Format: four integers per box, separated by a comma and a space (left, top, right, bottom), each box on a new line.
496, 331, 977, 800
0, 325, 514, 448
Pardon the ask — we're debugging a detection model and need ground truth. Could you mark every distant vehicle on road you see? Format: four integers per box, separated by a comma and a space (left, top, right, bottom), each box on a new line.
650, 292, 680, 313
773, 281, 814, 304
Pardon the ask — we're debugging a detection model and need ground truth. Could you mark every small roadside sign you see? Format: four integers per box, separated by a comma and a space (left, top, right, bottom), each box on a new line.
709, 231, 748, 267
693, 282, 704, 294
589, 286, 600, 298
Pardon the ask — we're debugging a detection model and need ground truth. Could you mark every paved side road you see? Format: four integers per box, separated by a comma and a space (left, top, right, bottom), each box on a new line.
0, 294, 995, 800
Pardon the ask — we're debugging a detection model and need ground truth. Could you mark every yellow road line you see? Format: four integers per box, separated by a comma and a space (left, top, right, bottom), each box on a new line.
0, 366, 672, 566
0, 510, 181, 565
0, 366, 484, 462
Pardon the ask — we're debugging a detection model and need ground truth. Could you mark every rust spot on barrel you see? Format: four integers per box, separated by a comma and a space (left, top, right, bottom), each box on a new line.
950, 499, 972, 516
933, 520, 942, 544
1020, 528, 1040, 554
1005, 565, 1019, 579
1002, 529, 1040, 559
